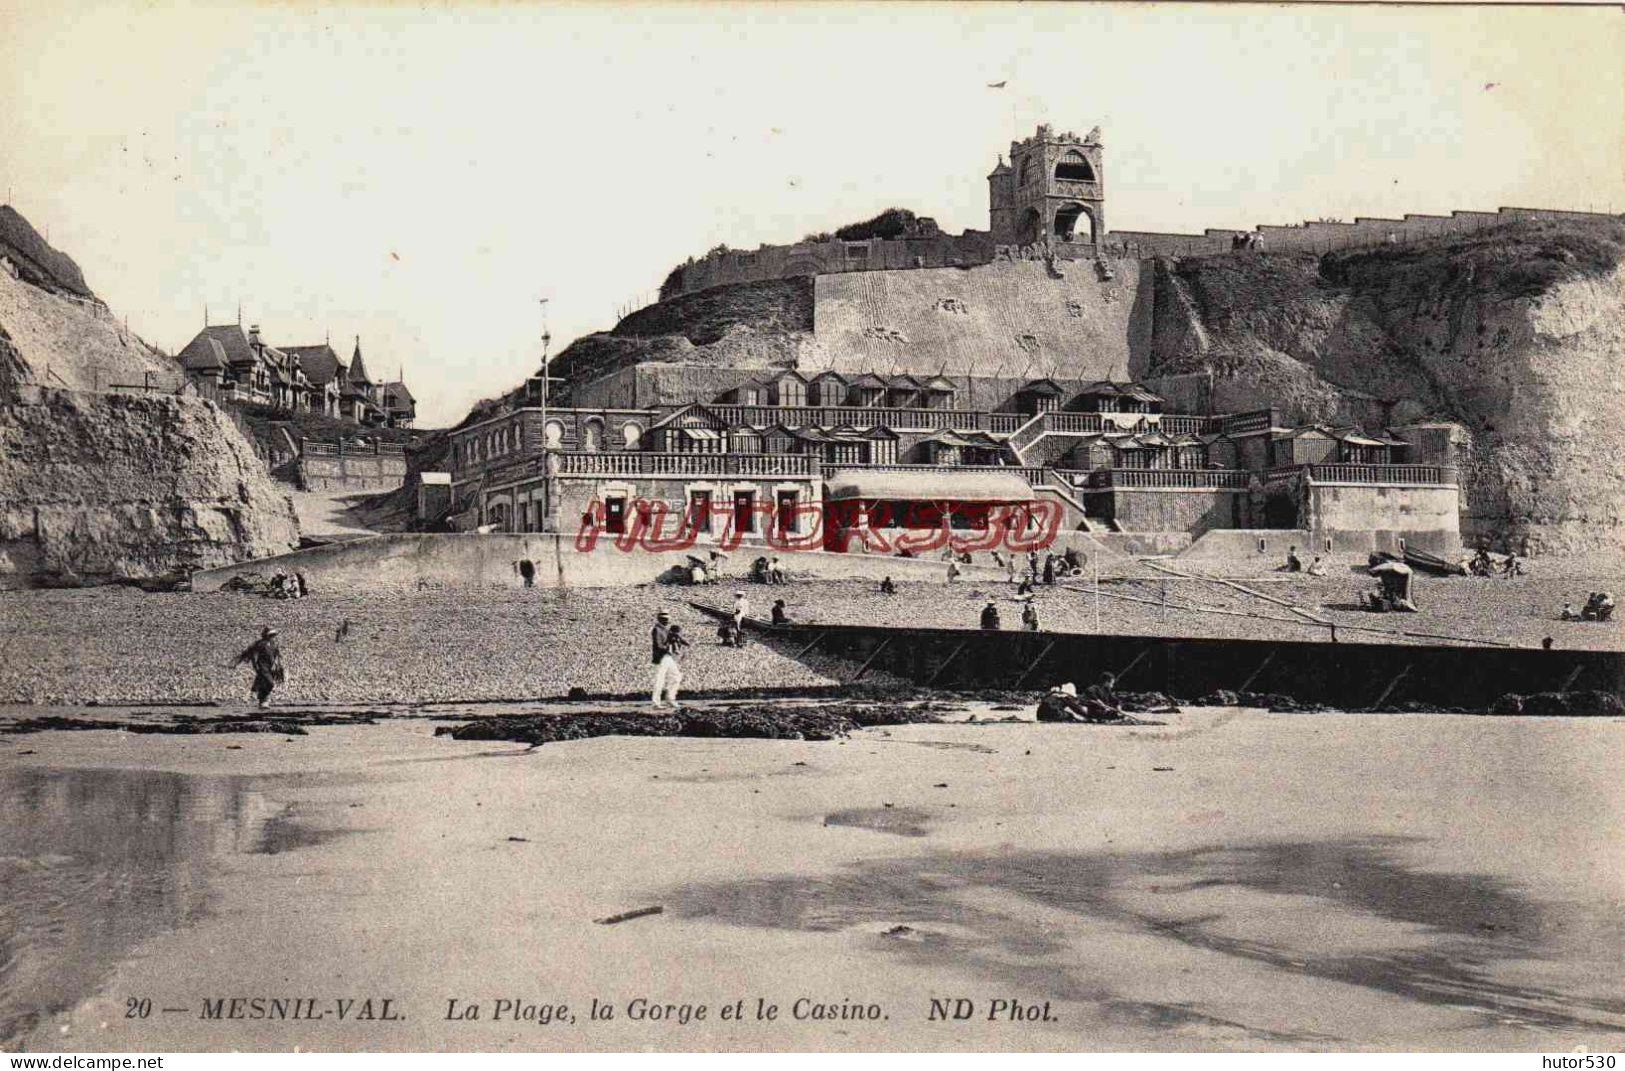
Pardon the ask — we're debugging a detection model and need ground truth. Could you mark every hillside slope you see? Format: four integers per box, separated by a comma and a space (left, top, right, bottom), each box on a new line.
550, 277, 815, 403
1146, 220, 1625, 553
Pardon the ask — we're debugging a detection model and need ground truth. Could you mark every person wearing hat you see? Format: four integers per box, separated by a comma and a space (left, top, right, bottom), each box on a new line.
1021, 599, 1040, 631
979, 599, 1001, 630
232, 626, 286, 709
651, 610, 684, 708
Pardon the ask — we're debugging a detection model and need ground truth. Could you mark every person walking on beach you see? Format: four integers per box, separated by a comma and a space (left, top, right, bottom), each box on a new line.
233, 626, 285, 709
1022, 600, 1040, 631
730, 591, 750, 646
651, 611, 686, 709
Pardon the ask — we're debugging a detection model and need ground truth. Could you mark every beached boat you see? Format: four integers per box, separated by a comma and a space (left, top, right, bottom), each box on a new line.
1403, 546, 1468, 576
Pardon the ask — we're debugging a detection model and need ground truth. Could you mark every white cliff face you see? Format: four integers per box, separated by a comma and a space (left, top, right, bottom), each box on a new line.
1465, 263, 1625, 554
1144, 226, 1625, 556
1, 244, 300, 587
0, 387, 301, 587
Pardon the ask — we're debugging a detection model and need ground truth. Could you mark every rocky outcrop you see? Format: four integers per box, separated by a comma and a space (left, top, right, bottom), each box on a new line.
550, 277, 814, 402
1144, 220, 1625, 554
0, 387, 300, 587
0, 210, 300, 587
0, 205, 94, 299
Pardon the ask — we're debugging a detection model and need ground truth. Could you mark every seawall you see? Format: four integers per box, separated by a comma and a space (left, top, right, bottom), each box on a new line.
190, 533, 1013, 593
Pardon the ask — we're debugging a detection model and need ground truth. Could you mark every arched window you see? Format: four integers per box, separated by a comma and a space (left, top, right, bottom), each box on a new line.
1018, 155, 1034, 187
1055, 150, 1095, 183
622, 422, 642, 449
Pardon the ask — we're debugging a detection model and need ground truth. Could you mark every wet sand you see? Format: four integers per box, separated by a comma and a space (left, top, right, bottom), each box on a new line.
3, 709, 1622, 1052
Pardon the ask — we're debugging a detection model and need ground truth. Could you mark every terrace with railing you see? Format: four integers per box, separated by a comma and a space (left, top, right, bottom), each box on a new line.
1083, 468, 1254, 490
300, 439, 407, 458
557, 451, 821, 478
819, 462, 1046, 486
707, 404, 1000, 432
1269, 463, 1457, 486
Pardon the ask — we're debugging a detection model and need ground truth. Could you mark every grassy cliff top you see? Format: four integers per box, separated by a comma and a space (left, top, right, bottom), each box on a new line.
1322, 217, 1624, 299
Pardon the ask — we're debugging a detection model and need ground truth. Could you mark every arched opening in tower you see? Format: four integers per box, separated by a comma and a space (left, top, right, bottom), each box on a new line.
1018, 207, 1044, 245
1055, 150, 1096, 183
1053, 203, 1095, 244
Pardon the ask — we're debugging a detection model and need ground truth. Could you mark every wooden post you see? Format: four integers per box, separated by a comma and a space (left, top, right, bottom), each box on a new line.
1370, 663, 1413, 710
1558, 664, 1584, 692
924, 640, 969, 687
849, 637, 893, 683
1093, 553, 1101, 633
1012, 639, 1057, 689
1238, 651, 1276, 693
1114, 647, 1149, 686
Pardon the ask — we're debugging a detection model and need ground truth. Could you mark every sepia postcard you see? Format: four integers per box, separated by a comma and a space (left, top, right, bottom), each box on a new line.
1, 0, 1621, 1058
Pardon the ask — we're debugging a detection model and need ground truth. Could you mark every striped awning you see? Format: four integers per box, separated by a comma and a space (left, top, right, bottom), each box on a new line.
682, 427, 723, 441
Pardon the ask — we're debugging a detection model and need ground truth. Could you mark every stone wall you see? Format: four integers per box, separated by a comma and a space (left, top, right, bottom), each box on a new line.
1113, 207, 1620, 258
297, 452, 409, 492
660, 207, 1620, 301
191, 532, 971, 593
1309, 482, 1463, 556
1100, 488, 1245, 536
813, 259, 1152, 383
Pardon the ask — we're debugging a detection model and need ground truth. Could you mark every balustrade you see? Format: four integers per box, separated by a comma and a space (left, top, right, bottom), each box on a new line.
1089, 468, 1252, 489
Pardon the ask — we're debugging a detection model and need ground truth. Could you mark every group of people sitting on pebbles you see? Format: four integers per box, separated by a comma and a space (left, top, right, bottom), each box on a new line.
1561, 592, 1615, 623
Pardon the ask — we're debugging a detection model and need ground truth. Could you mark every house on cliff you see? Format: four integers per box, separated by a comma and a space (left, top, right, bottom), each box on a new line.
177, 325, 414, 428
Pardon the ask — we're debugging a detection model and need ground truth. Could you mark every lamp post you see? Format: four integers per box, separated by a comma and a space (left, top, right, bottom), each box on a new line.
537, 298, 563, 532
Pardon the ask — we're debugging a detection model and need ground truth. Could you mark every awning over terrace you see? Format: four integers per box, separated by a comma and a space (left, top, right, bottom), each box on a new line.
824, 469, 1035, 503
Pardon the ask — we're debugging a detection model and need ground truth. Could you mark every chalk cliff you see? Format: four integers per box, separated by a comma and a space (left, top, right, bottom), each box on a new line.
1145, 220, 1625, 553
0, 209, 299, 587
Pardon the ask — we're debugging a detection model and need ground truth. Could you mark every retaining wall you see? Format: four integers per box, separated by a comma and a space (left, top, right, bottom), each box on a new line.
189, 533, 1009, 593
297, 453, 408, 492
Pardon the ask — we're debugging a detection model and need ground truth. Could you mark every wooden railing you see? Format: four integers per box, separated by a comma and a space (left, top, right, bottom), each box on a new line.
1087, 468, 1253, 490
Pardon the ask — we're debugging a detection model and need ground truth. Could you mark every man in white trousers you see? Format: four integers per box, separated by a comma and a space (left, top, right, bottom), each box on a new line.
651, 610, 686, 709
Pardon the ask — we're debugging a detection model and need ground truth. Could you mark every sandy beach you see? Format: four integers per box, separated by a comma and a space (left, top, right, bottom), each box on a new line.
4, 706, 1621, 1052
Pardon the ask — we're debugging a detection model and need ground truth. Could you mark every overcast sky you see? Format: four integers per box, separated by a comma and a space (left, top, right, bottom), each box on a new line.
2, 2, 1620, 427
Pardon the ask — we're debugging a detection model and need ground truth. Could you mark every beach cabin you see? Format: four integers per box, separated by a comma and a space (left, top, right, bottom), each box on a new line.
920, 375, 959, 410
848, 373, 889, 408
1269, 426, 1339, 468
650, 404, 732, 453
808, 371, 849, 408
886, 374, 926, 409
1073, 380, 1164, 414
1014, 378, 1066, 415
765, 369, 809, 408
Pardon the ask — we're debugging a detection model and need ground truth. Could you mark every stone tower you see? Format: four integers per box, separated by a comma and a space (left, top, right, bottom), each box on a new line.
988, 124, 1105, 246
